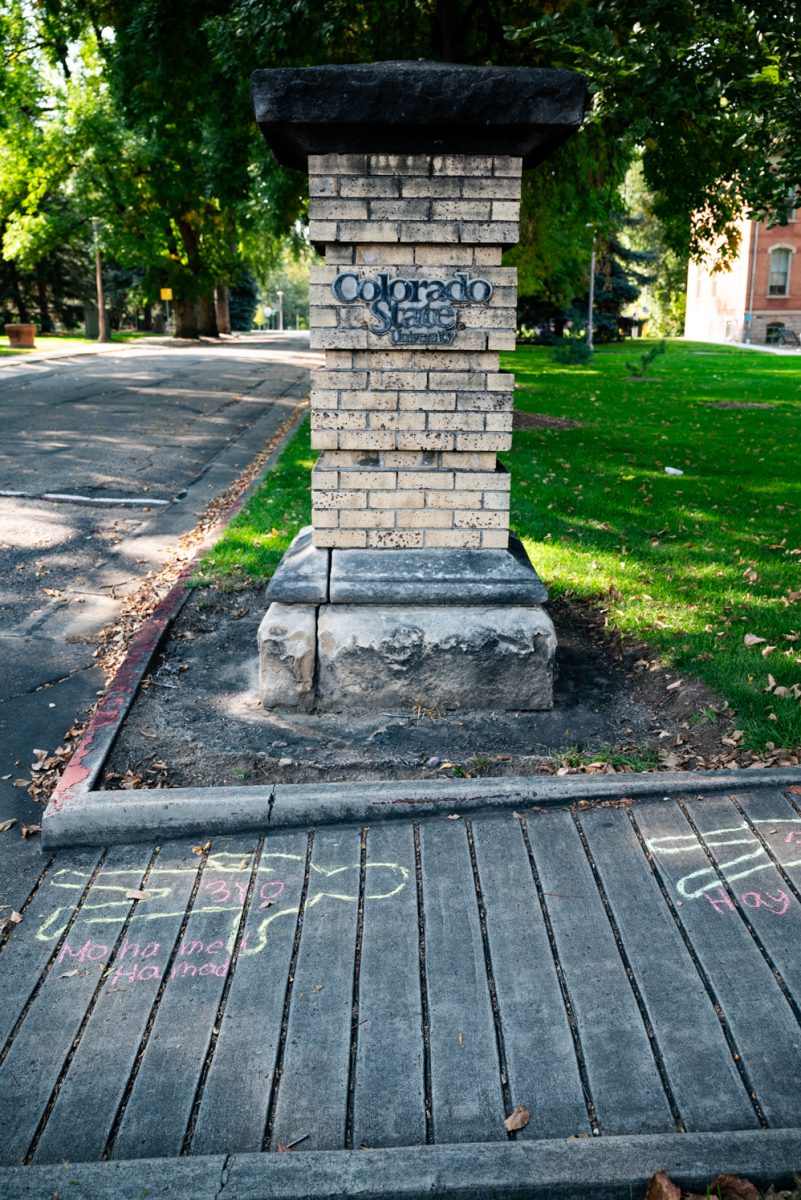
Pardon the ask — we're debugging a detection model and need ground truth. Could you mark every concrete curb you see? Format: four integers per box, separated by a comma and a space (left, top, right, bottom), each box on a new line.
44, 401, 309, 828
0, 340, 154, 368
42, 765, 801, 848
1, 1130, 799, 1199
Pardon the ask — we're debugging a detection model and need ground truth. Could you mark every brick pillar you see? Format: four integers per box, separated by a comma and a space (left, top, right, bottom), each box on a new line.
251, 62, 585, 713
307, 152, 519, 551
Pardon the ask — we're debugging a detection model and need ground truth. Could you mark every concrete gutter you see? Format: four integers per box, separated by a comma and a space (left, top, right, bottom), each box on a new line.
42, 764, 801, 848
1, 1129, 799, 1199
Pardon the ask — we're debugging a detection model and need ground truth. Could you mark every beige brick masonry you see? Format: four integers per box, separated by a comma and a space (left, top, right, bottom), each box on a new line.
306, 151, 522, 550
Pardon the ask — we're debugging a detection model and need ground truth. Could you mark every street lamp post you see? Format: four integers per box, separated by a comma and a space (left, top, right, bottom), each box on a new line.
91, 217, 110, 343
586, 244, 596, 352
276, 289, 284, 332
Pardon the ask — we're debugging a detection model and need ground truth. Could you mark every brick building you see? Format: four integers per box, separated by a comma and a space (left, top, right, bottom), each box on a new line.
684, 206, 801, 346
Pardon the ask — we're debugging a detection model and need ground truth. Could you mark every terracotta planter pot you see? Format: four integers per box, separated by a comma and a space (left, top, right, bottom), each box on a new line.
5, 324, 37, 348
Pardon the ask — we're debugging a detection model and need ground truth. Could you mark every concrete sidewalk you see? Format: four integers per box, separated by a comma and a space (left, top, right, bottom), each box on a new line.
2, 774, 801, 1197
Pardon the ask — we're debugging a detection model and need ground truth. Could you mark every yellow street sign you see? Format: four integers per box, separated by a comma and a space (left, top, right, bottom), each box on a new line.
160, 288, 173, 301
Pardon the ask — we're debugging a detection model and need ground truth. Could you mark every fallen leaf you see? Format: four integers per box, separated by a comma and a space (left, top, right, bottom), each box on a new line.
20, 823, 41, 839
761, 645, 777, 657
707, 1175, 760, 1200
125, 888, 152, 901
192, 840, 212, 855
258, 900, 274, 910
788, 786, 801, 795
744, 634, 766, 647
645, 1171, 680, 1200
60, 969, 80, 979
447, 813, 461, 820
0, 910, 24, 934
666, 679, 682, 691
438, 762, 457, 770
504, 1104, 531, 1132
743, 567, 759, 584
12, 779, 30, 788
0, 819, 17, 833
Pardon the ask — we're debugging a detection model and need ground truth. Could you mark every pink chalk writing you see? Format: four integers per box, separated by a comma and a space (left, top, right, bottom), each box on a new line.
741, 889, 790, 915
104, 931, 255, 987
58, 939, 110, 964
704, 886, 791, 916
785, 831, 801, 844
704, 888, 736, 915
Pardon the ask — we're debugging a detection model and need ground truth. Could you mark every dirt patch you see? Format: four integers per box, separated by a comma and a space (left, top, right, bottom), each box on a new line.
102, 584, 748, 791
512, 412, 582, 431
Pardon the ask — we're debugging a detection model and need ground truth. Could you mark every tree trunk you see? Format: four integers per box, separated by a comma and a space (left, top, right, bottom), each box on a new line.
142, 302, 153, 331
9, 261, 29, 323
198, 293, 218, 337
214, 285, 231, 334
37, 278, 54, 333
173, 298, 199, 339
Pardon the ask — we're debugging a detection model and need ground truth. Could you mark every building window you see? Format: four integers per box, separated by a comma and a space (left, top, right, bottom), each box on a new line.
766, 322, 786, 345
768, 247, 792, 295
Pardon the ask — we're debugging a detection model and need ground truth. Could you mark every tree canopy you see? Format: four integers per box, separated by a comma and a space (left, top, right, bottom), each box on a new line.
1, 0, 798, 336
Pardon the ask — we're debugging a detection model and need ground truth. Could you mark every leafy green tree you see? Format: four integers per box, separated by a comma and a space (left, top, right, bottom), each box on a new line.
513, 0, 801, 264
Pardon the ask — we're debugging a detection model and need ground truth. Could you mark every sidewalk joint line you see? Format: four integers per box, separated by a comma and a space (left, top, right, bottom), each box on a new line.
182, 838, 266, 1155
0, 849, 107, 1073
519, 816, 598, 1135
101, 844, 212, 1159
728, 793, 801, 915
464, 818, 514, 1134
345, 826, 368, 1150
571, 809, 684, 1132
413, 822, 434, 1145
0, 856, 56, 957
23, 847, 162, 1164
626, 805, 766, 1127
262, 830, 315, 1152
676, 795, 801, 1036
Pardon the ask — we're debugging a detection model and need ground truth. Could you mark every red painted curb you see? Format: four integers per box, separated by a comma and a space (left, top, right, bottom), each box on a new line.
49, 570, 192, 812
48, 406, 306, 815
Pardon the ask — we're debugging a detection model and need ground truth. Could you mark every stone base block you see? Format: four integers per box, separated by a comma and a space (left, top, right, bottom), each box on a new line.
316, 605, 555, 711
257, 603, 317, 711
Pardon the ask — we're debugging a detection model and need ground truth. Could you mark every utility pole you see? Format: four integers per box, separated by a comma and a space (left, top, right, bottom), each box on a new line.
276, 289, 284, 332
92, 217, 110, 343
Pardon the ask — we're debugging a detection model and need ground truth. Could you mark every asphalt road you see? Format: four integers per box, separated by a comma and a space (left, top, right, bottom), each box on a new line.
0, 333, 317, 839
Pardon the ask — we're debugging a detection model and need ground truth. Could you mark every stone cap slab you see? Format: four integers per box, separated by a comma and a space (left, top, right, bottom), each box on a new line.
251, 61, 586, 172
265, 525, 330, 604
328, 533, 549, 605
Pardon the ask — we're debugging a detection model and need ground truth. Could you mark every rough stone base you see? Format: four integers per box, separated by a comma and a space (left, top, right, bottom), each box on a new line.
257, 602, 316, 711
259, 601, 555, 712
317, 604, 555, 711
259, 532, 556, 712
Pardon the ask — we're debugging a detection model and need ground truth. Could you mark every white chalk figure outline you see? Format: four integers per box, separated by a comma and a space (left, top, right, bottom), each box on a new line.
645, 818, 801, 899
36, 850, 409, 955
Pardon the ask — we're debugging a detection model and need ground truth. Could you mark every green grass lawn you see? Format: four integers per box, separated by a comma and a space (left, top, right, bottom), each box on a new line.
197, 339, 801, 753
0, 331, 161, 356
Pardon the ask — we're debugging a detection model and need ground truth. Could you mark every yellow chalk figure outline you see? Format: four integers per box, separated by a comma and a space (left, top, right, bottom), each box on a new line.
36, 851, 408, 955
646, 817, 801, 899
